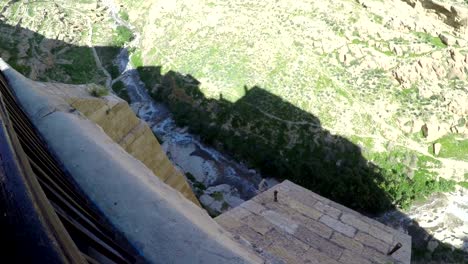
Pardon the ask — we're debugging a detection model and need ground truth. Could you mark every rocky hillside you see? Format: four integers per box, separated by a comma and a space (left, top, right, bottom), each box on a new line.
0, 0, 467, 261
119, 0, 468, 211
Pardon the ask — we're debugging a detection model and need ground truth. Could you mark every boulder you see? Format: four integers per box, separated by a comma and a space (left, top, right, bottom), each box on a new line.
200, 184, 245, 215
433, 143, 441, 156
439, 33, 456, 46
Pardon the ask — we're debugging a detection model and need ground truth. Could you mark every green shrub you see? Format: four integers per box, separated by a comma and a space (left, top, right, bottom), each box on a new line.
113, 26, 133, 47
210, 191, 224, 201
119, 10, 129, 21
112, 81, 130, 102
88, 85, 109, 97
154, 71, 457, 214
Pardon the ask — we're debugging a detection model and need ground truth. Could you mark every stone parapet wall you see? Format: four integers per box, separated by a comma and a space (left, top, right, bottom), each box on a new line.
216, 180, 412, 264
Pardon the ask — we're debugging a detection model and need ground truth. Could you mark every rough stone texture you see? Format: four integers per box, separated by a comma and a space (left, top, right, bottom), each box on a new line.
65, 90, 199, 206
216, 180, 412, 264
1, 62, 262, 264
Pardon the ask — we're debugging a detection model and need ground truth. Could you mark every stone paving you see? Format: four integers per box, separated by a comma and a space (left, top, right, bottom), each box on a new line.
215, 180, 411, 264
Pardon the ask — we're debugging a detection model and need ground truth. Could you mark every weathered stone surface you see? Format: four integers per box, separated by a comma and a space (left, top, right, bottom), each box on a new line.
217, 181, 411, 264
315, 201, 342, 218
294, 225, 344, 260
68, 91, 200, 205
330, 232, 364, 254
241, 200, 268, 215
265, 229, 310, 264
262, 210, 298, 235
242, 214, 274, 235
319, 215, 356, 237
305, 218, 334, 239
368, 225, 394, 244
303, 247, 341, 264
355, 231, 390, 254
361, 246, 395, 264
340, 213, 370, 233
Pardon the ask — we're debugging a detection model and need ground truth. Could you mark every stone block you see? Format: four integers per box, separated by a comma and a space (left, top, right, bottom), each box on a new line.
241, 200, 267, 215
262, 210, 298, 235
305, 218, 334, 239
294, 225, 343, 260
354, 232, 390, 254
302, 246, 341, 264
338, 249, 372, 264
243, 214, 274, 235
315, 201, 342, 218
340, 213, 370, 233
319, 215, 356, 237
368, 225, 394, 244
330, 232, 364, 254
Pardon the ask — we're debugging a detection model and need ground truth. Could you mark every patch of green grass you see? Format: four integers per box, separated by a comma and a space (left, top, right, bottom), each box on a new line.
429, 135, 468, 161
459, 181, 468, 189
414, 32, 446, 48
113, 26, 134, 47
59, 47, 100, 84
210, 191, 224, 201
88, 85, 109, 97
131, 50, 143, 67
351, 39, 367, 45
372, 14, 383, 24
119, 10, 129, 21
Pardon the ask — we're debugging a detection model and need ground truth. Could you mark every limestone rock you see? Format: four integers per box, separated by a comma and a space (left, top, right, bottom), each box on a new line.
200, 184, 245, 215
439, 33, 455, 46
433, 142, 441, 156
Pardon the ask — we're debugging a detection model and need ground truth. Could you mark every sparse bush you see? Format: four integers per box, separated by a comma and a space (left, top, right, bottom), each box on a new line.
88, 85, 109, 97
119, 10, 129, 21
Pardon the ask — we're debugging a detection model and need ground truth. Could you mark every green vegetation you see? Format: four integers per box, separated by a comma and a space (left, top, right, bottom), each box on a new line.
372, 14, 383, 24
143, 71, 456, 214
186, 172, 206, 196
88, 85, 109, 97
113, 26, 134, 46
369, 150, 455, 209
414, 32, 446, 48
96, 47, 122, 79
428, 135, 468, 161
112, 81, 130, 102
56, 47, 100, 84
210, 191, 224, 201
130, 50, 143, 68
119, 10, 129, 21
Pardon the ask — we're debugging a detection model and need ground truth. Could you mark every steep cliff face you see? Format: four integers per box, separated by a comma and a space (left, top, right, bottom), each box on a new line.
24, 80, 199, 205
67, 92, 200, 205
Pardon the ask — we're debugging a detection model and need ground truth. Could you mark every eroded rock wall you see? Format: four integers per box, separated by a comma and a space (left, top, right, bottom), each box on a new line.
69, 96, 199, 205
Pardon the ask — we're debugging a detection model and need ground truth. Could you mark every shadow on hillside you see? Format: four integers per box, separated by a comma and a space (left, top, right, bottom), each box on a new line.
0, 19, 466, 263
